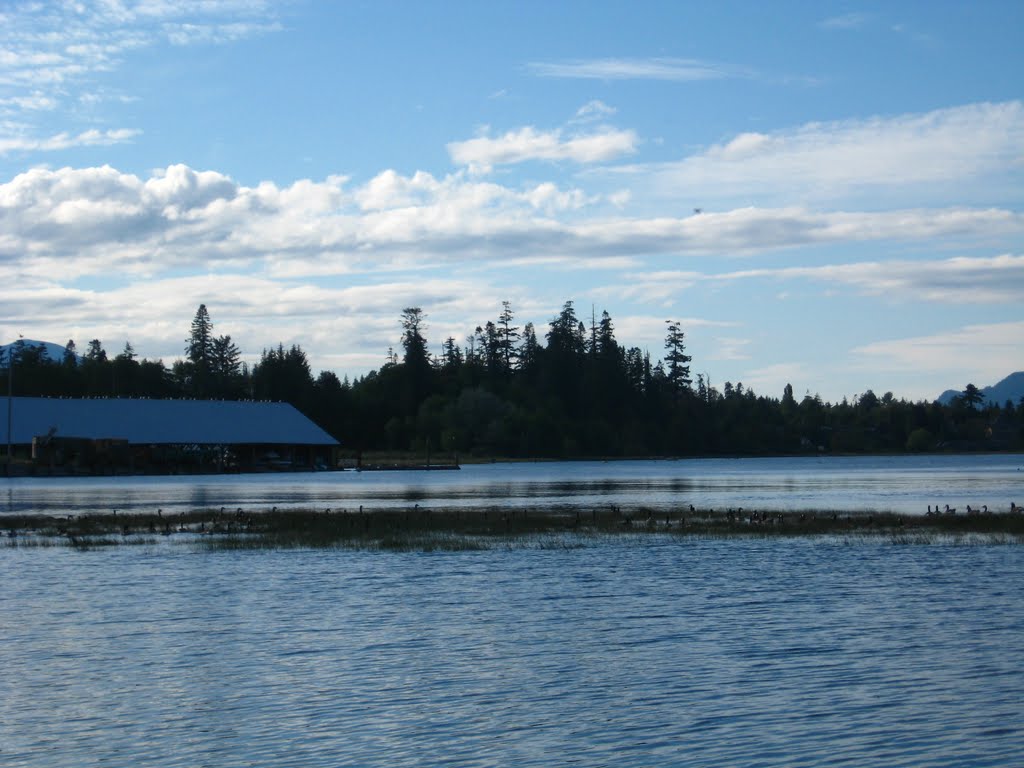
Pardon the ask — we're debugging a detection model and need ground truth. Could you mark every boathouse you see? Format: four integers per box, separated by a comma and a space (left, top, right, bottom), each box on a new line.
1, 397, 339, 474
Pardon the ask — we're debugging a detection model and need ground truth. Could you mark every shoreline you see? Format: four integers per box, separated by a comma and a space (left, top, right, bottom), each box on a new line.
4, 450, 1022, 479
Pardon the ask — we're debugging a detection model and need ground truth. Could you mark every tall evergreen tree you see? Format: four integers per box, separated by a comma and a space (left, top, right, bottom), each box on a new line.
663, 320, 692, 393
497, 301, 520, 373
440, 337, 463, 369
82, 339, 110, 395
187, 305, 214, 366
112, 342, 141, 396
546, 301, 584, 357
252, 344, 314, 408
479, 321, 500, 377
62, 339, 78, 367
400, 307, 430, 370
518, 323, 539, 372
399, 307, 434, 413
186, 304, 215, 396
596, 311, 619, 359
211, 334, 242, 397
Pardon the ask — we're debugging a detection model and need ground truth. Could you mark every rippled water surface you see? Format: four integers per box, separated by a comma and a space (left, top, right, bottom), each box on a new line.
2, 538, 1023, 767
3, 454, 1023, 517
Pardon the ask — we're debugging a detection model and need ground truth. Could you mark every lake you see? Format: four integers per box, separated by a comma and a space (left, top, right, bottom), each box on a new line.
2, 455, 1023, 766
3, 454, 1023, 518
1, 535, 1022, 766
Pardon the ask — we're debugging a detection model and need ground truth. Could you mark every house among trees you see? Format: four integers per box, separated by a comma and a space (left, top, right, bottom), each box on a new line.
2, 397, 339, 475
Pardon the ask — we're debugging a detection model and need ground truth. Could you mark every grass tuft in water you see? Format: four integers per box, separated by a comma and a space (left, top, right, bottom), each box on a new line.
3, 506, 1022, 551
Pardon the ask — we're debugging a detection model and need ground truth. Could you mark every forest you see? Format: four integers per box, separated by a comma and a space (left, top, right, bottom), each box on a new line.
2, 303, 1022, 458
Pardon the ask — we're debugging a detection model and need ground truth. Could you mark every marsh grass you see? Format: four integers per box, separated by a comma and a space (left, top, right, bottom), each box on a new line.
2, 506, 1022, 551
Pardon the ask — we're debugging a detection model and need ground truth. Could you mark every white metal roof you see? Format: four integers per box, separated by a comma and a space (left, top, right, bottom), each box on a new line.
1, 397, 338, 446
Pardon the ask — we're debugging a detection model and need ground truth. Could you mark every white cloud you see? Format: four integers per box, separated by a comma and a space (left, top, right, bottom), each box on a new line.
572, 100, 617, 123
609, 101, 1024, 206
599, 253, 1024, 310
820, 13, 869, 30
447, 126, 638, 173
851, 321, 1024, 383
163, 21, 283, 46
714, 254, 1024, 304
0, 128, 140, 154
0, 93, 58, 112
709, 337, 752, 361
602, 270, 703, 305
527, 57, 742, 82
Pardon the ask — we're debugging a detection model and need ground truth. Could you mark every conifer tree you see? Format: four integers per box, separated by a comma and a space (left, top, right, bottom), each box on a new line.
62, 340, 78, 367
186, 304, 215, 396
664, 320, 692, 393
497, 301, 520, 373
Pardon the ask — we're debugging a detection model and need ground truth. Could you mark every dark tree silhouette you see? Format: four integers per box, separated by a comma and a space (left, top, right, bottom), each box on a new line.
962, 383, 984, 410
663, 320, 692, 393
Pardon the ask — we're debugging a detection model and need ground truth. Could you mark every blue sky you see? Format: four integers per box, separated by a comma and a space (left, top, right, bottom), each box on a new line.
1, 0, 1022, 403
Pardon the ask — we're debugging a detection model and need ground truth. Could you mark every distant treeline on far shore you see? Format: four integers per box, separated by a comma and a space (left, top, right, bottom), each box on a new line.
2, 303, 1022, 458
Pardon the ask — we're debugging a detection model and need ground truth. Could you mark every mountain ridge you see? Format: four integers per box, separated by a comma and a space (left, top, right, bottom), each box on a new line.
936, 371, 1024, 406
0, 338, 77, 364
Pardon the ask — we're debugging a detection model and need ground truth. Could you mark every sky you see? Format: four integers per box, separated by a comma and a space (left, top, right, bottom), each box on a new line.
1, 0, 1022, 404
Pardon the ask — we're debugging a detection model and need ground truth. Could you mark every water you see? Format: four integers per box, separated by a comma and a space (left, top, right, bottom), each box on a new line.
2, 538, 1022, 766
3, 454, 1023, 518
3, 456, 1023, 765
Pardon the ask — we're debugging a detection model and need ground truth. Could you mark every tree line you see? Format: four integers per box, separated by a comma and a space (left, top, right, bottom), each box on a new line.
2, 302, 1022, 457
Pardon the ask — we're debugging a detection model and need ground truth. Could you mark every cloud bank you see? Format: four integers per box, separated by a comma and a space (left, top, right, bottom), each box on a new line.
3, 164, 1021, 284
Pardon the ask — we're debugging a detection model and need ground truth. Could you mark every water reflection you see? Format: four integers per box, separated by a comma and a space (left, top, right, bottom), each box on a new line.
2, 454, 1022, 517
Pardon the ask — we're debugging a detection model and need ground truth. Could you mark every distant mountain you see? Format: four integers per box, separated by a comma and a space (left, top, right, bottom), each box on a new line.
937, 371, 1024, 406
0, 338, 79, 365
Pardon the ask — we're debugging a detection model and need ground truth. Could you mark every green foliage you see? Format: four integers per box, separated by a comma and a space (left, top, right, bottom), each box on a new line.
906, 428, 934, 452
